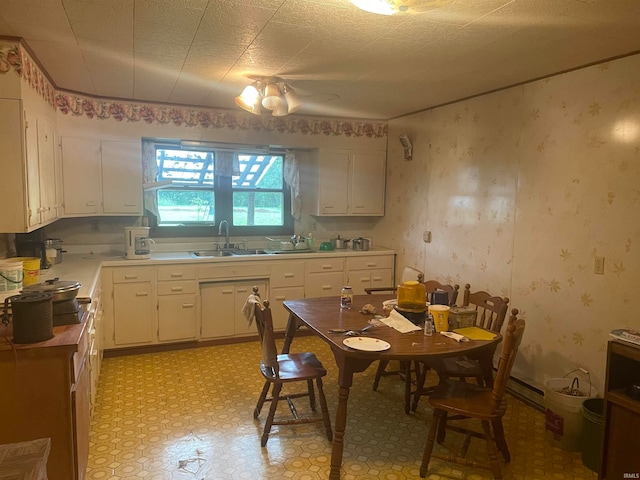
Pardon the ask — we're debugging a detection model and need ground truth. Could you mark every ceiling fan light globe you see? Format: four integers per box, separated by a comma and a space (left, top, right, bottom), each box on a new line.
271, 102, 290, 116
235, 84, 262, 114
261, 83, 283, 110
283, 87, 303, 113
351, 0, 417, 15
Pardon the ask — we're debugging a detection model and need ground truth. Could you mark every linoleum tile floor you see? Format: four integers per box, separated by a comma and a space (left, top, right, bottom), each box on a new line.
87, 336, 597, 480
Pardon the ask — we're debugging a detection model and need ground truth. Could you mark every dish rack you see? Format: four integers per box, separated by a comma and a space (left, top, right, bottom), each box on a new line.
265, 237, 311, 254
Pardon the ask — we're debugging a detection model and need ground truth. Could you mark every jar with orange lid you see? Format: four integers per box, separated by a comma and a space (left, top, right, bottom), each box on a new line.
397, 280, 427, 310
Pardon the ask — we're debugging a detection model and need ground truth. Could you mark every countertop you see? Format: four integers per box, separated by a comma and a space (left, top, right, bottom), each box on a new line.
1, 247, 395, 303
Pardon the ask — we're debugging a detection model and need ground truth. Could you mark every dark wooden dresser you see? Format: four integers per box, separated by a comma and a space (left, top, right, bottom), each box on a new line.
0, 310, 91, 480
600, 340, 640, 479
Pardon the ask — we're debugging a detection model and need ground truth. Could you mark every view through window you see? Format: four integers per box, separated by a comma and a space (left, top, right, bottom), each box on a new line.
153, 145, 291, 236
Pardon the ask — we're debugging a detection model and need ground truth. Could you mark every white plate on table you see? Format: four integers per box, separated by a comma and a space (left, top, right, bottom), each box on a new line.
343, 337, 391, 352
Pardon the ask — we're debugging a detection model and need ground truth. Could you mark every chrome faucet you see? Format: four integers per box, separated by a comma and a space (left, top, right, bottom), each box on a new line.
218, 219, 230, 249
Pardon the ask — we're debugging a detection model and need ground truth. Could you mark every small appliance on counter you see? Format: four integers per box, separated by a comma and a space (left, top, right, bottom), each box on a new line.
21, 278, 83, 326
14, 232, 48, 269
124, 226, 152, 259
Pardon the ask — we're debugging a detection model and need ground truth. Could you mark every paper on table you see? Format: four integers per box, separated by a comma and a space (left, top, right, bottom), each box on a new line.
453, 327, 497, 341
440, 331, 469, 342
380, 309, 422, 333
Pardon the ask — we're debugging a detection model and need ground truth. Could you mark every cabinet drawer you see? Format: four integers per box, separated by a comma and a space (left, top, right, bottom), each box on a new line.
157, 280, 196, 296
198, 262, 269, 280
346, 255, 393, 270
270, 261, 305, 287
305, 271, 345, 298
306, 257, 344, 273
157, 265, 196, 281
113, 267, 154, 283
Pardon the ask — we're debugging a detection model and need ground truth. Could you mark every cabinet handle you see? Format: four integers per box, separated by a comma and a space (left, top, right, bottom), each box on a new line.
237, 287, 248, 293
222, 289, 234, 294
372, 276, 383, 282
275, 295, 286, 301
135, 292, 149, 296
284, 273, 295, 278
321, 265, 333, 270
86, 201, 97, 206
170, 273, 184, 278
321, 285, 332, 290
367, 262, 377, 267
171, 287, 184, 292
181, 303, 194, 308
354, 204, 365, 209
124, 203, 138, 207
124, 275, 138, 280
359, 276, 369, 283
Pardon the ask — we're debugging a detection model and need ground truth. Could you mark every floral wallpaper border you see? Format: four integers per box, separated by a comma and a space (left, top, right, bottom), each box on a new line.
0, 43, 56, 108
1, 41, 387, 138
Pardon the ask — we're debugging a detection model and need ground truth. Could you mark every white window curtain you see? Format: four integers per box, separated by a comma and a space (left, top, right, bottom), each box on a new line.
142, 139, 159, 218
284, 150, 301, 220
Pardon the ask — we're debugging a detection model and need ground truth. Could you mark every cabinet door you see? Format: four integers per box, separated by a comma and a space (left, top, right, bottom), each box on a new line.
158, 294, 197, 342
101, 140, 143, 214
305, 271, 345, 298
62, 137, 102, 214
200, 282, 236, 339
346, 270, 372, 296
113, 282, 155, 345
234, 280, 267, 336
319, 150, 350, 215
72, 358, 91, 480
24, 109, 41, 227
271, 286, 305, 331
37, 118, 57, 223
351, 151, 386, 215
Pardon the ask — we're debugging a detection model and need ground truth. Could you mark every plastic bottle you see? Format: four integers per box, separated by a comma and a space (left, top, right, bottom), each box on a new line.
424, 313, 434, 336
340, 286, 353, 309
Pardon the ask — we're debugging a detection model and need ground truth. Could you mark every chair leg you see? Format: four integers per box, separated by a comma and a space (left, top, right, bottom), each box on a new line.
481, 420, 503, 480
372, 360, 389, 391
254, 380, 271, 419
420, 408, 443, 477
307, 379, 317, 411
492, 418, 510, 463
411, 362, 429, 412
316, 377, 333, 441
261, 382, 282, 447
403, 361, 412, 414
436, 411, 448, 444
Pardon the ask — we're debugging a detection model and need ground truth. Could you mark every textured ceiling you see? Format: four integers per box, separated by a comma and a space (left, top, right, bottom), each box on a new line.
1, 0, 639, 120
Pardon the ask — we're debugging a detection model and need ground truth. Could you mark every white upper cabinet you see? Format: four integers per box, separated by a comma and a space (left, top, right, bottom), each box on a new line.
61, 137, 143, 216
0, 98, 61, 232
302, 149, 386, 216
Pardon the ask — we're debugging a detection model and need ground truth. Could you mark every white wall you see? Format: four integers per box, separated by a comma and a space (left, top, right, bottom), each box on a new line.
376, 53, 640, 393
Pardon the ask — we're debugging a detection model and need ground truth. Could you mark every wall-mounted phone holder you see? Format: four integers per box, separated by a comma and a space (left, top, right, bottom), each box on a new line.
399, 133, 412, 161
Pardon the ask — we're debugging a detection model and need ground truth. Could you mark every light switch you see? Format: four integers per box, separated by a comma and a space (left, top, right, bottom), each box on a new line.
423, 231, 431, 243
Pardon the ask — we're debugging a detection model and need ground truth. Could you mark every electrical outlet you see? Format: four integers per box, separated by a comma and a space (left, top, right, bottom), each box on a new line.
423, 231, 431, 243
594, 256, 605, 275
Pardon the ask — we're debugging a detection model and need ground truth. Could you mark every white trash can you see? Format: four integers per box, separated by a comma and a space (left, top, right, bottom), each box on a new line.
544, 376, 597, 451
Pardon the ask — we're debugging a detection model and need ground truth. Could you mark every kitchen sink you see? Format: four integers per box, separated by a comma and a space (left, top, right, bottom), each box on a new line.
189, 249, 269, 258
189, 250, 235, 258
231, 249, 268, 255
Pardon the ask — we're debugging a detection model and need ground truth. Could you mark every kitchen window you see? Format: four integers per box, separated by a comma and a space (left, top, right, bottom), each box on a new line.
146, 142, 293, 237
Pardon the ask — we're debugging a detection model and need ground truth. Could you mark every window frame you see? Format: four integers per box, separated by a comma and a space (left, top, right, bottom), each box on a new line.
147, 142, 294, 239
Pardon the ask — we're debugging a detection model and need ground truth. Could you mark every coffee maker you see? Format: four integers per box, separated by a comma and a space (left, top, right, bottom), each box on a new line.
14, 231, 48, 269
124, 227, 152, 259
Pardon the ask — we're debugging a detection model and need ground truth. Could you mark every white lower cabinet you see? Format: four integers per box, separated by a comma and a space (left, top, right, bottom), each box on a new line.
103, 254, 394, 350
305, 257, 345, 298
112, 267, 156, 346
270, 260, 305, 331
157, 265, 197, 342
345, 256, 394, 295
200, 279, 267, 339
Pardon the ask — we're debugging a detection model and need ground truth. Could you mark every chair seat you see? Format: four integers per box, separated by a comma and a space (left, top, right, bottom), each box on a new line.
260, 352, 327, 382
437, 356, 483, 377
429, 379, 507, 421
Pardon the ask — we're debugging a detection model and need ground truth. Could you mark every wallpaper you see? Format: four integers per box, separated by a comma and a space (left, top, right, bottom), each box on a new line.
377, 54, 640, 394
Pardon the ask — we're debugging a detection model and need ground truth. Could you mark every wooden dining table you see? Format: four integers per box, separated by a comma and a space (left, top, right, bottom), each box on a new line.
282, 295, 503, 480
